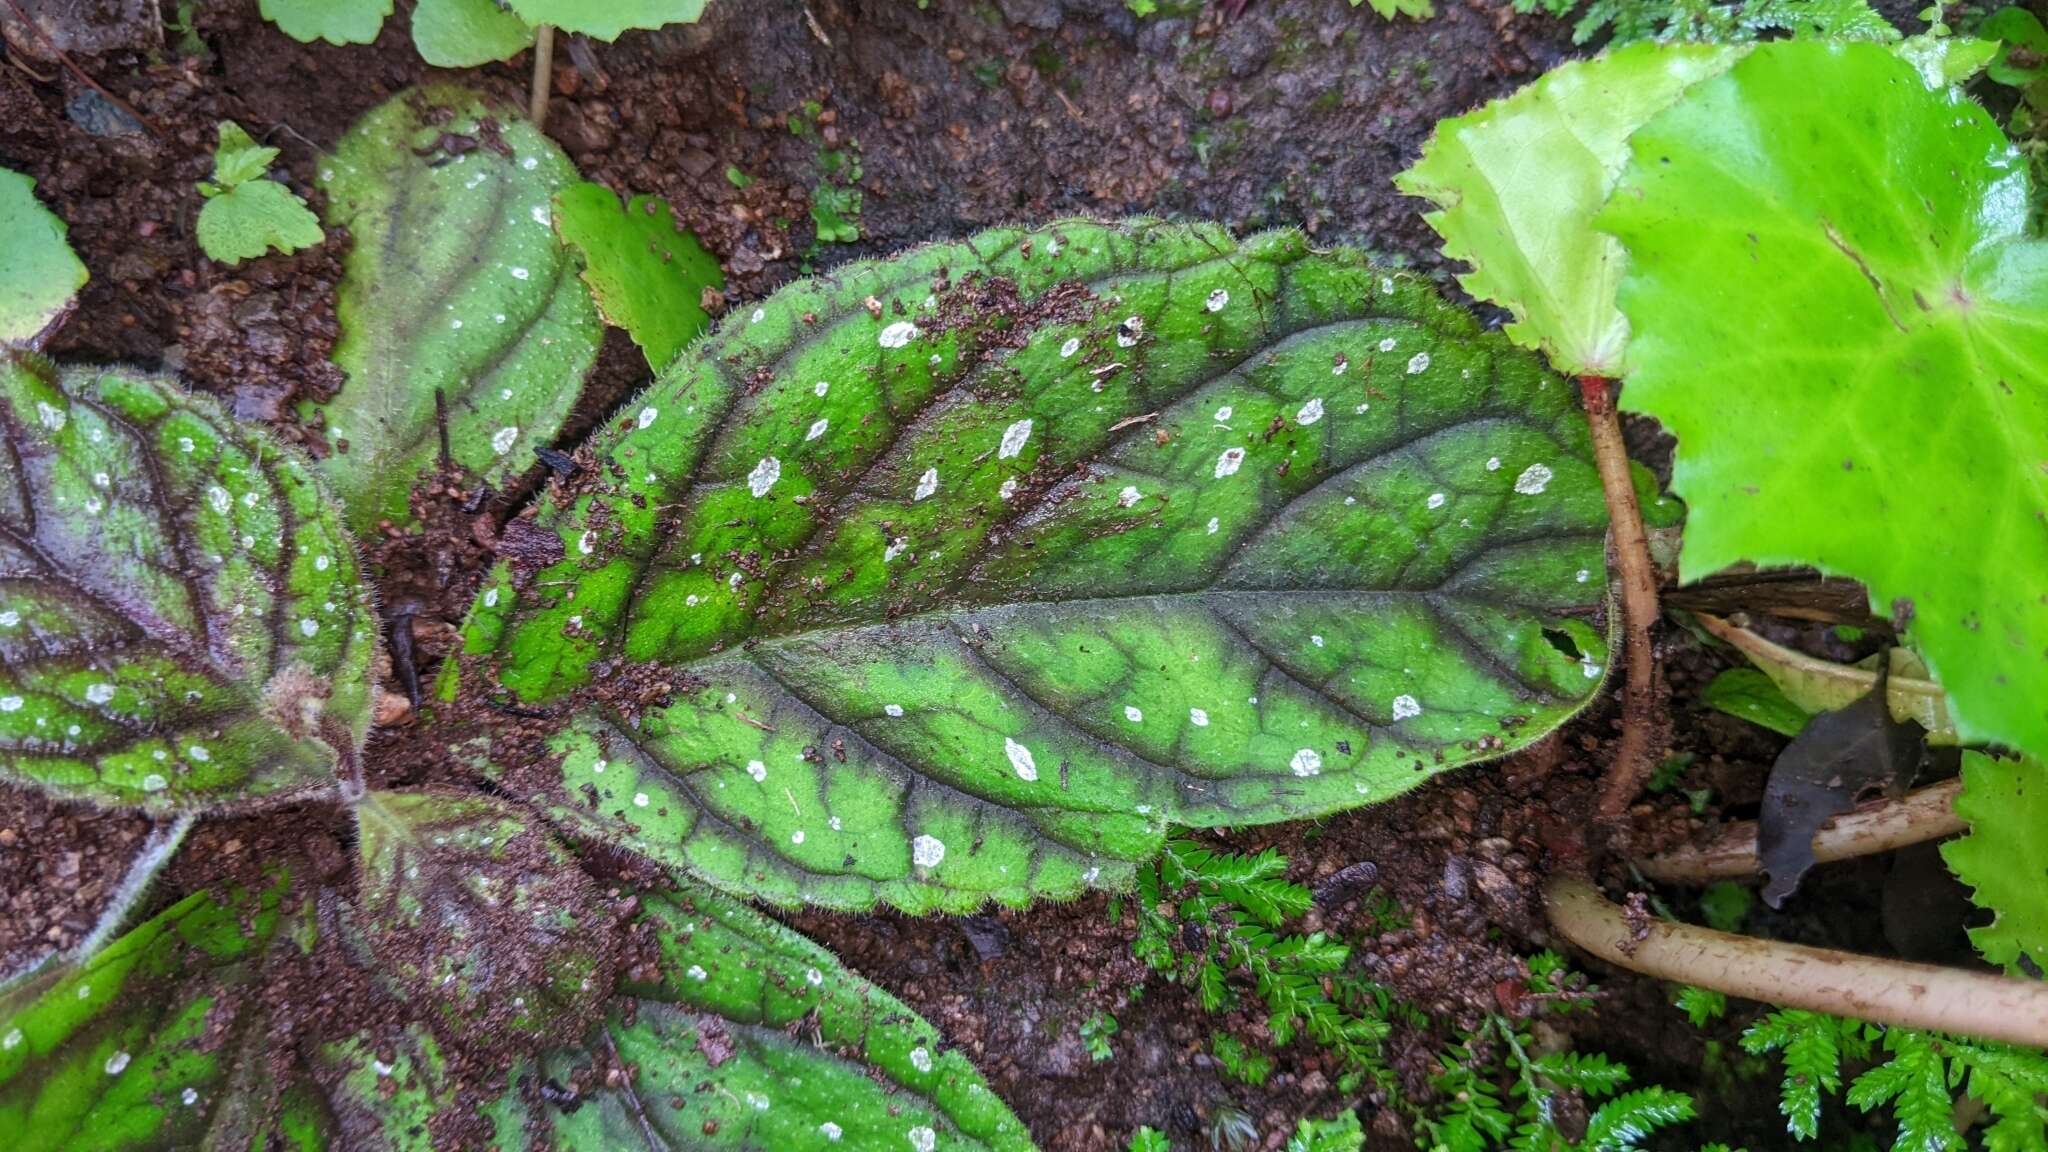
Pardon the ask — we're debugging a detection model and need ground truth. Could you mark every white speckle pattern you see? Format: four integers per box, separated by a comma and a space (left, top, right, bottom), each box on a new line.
208, 486, 231, 515
879, 321, 921, 348
3, 1029, 19, 1050
791, 829, 806, 845
0, 698, 20, 712
633, 792, 649, 808
1124, 705, 1143, 723
491, 426, 519, 455
484, 588, 500, 608
1406, 352, 1431, 374
1117, 485, 1142, 508
1391, 694, 1423, 721
751, 308, 766, 323
0, 611, 18, 626
909, 1127, 938, 1152
1311, 634, 1325, 647
1206, 288, 1230, 311
1060, 336, 1082, 358
748, 456, 782, 497
884, 538, 908, 562
815, 381, 830, 397
999, 477, 1019, 501
531, 204, 549, 226
182, 1087, 199, 1106
687, 965, 708, 981
1005, 738, 1039, 782
912, 835, 946, 868
1486, 457, 1501, 472
821, 1123, 843, 1141
510, 266, 530, 280
1582, 655, 1604, 680
1427, 492, 1446, 510
746, 760, 768, 783
1206, 516, 1220, 534
807, 968, 824, 985
910, 1047, 933, 1072
638, 406, 659, 429
314, 554, 331, 571
591, 759, 607, 774
1379, 337, 1398, 352
914, 468, 939, 501
36, 401, 65, 431
85, 683, 116, 705
806, 418, 830, 441
999, 418, 1033, 459
1214, 405, 1234, 421
1117, 315, 1144, 347
885, 704, 905, 717
1290, 749, 1323, 777
1297, 397, 1325, 425
142, 773, 167, 793
105, 1051, 131, 1075
1190, 707, 1209, 727
1576, 569, 1591, 584
1214, 448, 1245, 478
1514, 463, 1553, 495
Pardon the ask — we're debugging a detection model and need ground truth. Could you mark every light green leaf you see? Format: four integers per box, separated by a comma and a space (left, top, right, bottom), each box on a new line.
1982, 7, 2048, 86
1353, 0, 1434, 20
551, 182, 722, 371
348, 788, 616, 1042
1942, 752, 2048, 976
311, 86, 602, 534
503, 0, 706, 40
0, 880, 316, 1152
0, 355, 377, 811
1396, 43, 1745, 377
1700, 667, 1807, 738
196, 181, 325, 266
0, 168, 88, 348
258, 0, 392, 45
208, 121, 279, 189
500, 887, 1035, 1150
1601, 41, 2048, 761
1695, 614, 1956, 743
456, 219, 1621, 912
411, 0, 536, 68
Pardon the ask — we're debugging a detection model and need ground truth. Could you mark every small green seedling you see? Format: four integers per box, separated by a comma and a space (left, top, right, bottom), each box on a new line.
195, 122, 324, 265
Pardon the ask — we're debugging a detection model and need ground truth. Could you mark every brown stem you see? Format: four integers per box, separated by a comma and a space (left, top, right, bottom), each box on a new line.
1638, 779, 1966, 885
1545, 873, 2048, 1047
1581, 376, 1662, 820
1, 0, 161, 139
528, 24, 555, 130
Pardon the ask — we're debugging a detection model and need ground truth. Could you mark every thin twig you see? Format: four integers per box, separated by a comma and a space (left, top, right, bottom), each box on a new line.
1637, 778, 1966, 885
1, 0, 162, 139
1545, 873, 2048, 1048
528, 24, 555, 130
1582, 376, 1663, 820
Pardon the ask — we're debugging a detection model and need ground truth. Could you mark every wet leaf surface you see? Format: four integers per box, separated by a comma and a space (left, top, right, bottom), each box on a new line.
0, 355, 377, 811
458, 219, 1621, 912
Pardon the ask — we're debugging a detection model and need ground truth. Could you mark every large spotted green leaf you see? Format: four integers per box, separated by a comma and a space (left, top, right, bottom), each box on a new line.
1601, 41, 2048, 761
0, 879, 326, 1152
491, 888, 1034, 1151
0, 354, 376, 811
456, 219, 1620, 912
310, 86, 602, 533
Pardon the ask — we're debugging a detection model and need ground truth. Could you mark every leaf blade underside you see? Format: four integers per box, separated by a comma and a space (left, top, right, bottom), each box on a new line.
460, 219, 1621, 912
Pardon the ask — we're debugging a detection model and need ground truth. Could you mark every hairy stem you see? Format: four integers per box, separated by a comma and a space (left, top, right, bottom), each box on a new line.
1581, 376, 1662, 819
1545, 873, 2048, 1047
529, 24, 555, 130
1637, 779, 1966, 884
71, 811, 196, 961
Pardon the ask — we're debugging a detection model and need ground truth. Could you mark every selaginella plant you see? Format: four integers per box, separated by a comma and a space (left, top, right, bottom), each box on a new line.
0, 67, 1634, 1141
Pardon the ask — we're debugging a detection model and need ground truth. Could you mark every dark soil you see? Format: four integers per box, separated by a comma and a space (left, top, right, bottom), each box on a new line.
0, 1, 1965, 1150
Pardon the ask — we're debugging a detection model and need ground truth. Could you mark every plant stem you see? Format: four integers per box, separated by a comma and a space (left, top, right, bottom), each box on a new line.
528, 24, 555, 130
71, 812, 195, 961
1545, 873, 2048, 1047
1580, 376, 1662, 820
1637, 779, 1966, 884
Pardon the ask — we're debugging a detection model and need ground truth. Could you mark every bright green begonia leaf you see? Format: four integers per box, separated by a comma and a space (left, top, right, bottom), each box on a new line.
493, 888, 1034, 1151
503, 0, 705, 40
1941, 752, 2048, 976
0, 880, 314, 1152
456, 218, 1622, 913
552, 182, 723, 371
1396, 43, 1745, 377
197, 181, 325, 266
411, 0, 536, 67
1601, 41, 2048, 761
311, 86, 602, 533
349, 788, 615, 1043
0, 168, 88, 348
259, 0, 392, 45
0, 355, 377, 811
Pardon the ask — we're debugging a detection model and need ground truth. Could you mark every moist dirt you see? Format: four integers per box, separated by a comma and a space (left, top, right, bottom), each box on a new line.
0, 1, 1954, 1149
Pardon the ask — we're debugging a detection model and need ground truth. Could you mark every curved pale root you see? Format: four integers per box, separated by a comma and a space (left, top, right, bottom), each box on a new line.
1546, 872, 2048, 1047
1637, 779, 1965, 885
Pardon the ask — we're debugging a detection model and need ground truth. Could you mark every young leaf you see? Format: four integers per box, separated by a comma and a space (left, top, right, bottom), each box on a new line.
551, 182, 723, 371
0, 168, 88, 348
0, 355, 377, 811
0, 879, 303, 1151
411, 0, 536, 67
1940, 752, 2048, 976
497, 887, 1036, 1150
1600, 41, 2048, 762
503, 0, 706, 40
1697, 615, 1957, 744
197, 183, 325, 267
207, 122, 280, 189
458, 219, 1621, 913
348, 788, 617, 1043
1396, 43, 1745, 376
258, 0, 392, 45
1700, 667, 1807, 738
311, 86, 602, 533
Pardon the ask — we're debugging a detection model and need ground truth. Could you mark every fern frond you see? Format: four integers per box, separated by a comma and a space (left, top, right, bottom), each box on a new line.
1577, 1086, 1697, 1151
